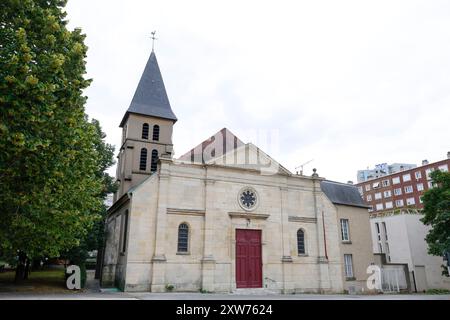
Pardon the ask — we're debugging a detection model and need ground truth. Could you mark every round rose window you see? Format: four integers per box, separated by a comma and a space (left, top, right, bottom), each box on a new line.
238, 187, 258, 211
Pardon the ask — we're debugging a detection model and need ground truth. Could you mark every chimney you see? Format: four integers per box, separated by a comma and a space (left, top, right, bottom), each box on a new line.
422, 160, 429, 166
347, 181, 353, 185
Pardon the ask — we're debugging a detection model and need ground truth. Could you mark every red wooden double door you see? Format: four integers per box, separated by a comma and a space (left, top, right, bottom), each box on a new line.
235, 229, 262, 288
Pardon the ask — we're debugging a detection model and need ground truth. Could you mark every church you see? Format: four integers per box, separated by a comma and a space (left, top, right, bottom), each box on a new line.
100, 48, 374, 293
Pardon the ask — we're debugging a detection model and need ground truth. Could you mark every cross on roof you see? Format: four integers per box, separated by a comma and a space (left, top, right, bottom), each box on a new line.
150, 31, 158, 52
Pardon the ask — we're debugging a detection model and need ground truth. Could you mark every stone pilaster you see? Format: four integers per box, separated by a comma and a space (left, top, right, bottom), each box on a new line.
201, 177, 216, 292
280, 186, 294, 293
312, 176, 331, 292
150, 160, 170, 292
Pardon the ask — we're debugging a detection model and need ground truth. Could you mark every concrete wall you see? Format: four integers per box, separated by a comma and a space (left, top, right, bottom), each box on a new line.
370, 213, 450, 291
335, 204, 375, 293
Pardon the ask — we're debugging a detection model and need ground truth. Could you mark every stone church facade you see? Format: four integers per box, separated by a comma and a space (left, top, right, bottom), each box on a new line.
100, 49, 373, 293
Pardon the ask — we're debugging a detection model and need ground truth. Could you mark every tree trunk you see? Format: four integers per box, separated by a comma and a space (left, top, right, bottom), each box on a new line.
94, 246, 103, 279
14, 252, 27, 283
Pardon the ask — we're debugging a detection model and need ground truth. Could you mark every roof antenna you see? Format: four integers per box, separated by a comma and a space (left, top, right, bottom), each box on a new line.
295, 159, 314, 175
150, 30, 157, 52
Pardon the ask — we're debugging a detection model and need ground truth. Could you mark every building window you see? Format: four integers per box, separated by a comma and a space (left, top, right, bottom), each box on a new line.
415, 171, 422, 179
177, 223, 189, 253
151, 149, 158, 172
404, 185, 413, 194
403, 174, 411, 182
366, 195, 372, 202
419, 196, 424, 204
153, 125, 160, 141
344, 254, 354, 278
406, 197, 415, 206
394, 188, 402, 196
375, 192, 382, 200
385, 201, 393, 209
373, 182, 380, 189
428, 181, 435, 189
139, 148, 147, 171
382, 222, 388, 241
375, 222, 381, 240
365, 184, 371, 191
438, 164, 448, 172
417, 183, 424, 191
392, 177, 400, 184
358, 186, 363, 195
395, 199, 404, 207
121, 211, 129, 253
340, 219, 350, 242
383, 190, 392, 198
297, 229, 306, 255
425, 168, 434, 180
142, 123, 149, 139
382, 179, 390, 187
368, 205, 374, 212
376, 203, 383, 211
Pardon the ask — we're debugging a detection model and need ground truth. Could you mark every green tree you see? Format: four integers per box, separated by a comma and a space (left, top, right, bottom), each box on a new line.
0, 0, 113, 281
62, 119, 117, 286
421, 170, 450, 276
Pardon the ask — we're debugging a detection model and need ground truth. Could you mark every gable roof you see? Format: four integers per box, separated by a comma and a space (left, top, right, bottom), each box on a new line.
178, 128, 245, 164
207, 142, 292, 175
320, 180, 369, 208
178, 127, 291, 175
120, 51, 177, 127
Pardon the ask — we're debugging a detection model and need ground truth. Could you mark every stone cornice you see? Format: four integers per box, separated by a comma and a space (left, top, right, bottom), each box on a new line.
228, 212, 270, 220
288, 216, 317, 223
166, 208, 205, 216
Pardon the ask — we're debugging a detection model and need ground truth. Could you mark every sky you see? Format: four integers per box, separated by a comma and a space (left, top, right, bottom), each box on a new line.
65, 0, 450, 182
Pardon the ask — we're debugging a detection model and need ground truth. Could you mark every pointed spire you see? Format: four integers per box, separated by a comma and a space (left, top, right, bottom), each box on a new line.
120, 51, 177, 127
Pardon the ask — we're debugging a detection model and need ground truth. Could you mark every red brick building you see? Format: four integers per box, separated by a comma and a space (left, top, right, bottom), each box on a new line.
356, 155, 449, 214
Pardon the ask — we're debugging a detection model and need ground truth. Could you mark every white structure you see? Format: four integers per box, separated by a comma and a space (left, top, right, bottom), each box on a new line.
370, 211, 450, 292
357, 163, 416, 183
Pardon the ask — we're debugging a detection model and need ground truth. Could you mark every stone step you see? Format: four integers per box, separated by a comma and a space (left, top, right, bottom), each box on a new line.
232, 288, 280, 295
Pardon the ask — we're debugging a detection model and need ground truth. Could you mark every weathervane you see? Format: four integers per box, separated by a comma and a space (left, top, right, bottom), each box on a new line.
150, 30, 158, 52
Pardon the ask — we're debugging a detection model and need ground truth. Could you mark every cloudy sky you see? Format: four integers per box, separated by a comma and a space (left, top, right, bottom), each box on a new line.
65, 0, 450, 182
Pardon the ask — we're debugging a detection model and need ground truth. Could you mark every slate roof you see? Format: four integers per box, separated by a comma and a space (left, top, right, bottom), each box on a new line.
120, 51, 177, 127
320, 180, 369, 208
178, 128, 245, 163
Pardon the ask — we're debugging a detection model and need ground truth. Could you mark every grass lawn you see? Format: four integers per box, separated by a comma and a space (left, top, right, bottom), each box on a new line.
0, 268, 79, 293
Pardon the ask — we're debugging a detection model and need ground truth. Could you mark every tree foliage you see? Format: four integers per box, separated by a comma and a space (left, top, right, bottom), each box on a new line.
421, 169, 450, 275
0, 0, 115, 274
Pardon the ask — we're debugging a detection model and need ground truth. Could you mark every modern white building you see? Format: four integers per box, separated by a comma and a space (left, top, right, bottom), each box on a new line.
357, 163, 416, 183
370, 211, 450, 292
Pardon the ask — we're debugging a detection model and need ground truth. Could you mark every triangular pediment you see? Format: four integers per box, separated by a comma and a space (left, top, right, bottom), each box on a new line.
206, 143, 291, 175
178, 128, 291, 176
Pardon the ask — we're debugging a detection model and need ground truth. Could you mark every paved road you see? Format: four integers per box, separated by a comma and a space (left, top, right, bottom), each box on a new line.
1, 291, 449, 300
1, 271, 448, 300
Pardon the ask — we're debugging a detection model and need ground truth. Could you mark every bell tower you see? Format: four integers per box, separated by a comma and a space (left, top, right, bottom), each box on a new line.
115, 49, 177, 201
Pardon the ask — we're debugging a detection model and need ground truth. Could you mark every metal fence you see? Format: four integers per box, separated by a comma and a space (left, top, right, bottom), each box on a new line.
381, 266, 408, 292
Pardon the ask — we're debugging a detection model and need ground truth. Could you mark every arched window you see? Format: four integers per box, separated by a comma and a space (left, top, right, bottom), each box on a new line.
153, 125, 160, 141
142, 123, 149, 139
151, 149, 158, 172
177, 223, 189, 253
297, 229, 306, 255
139, 148, 147, 171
